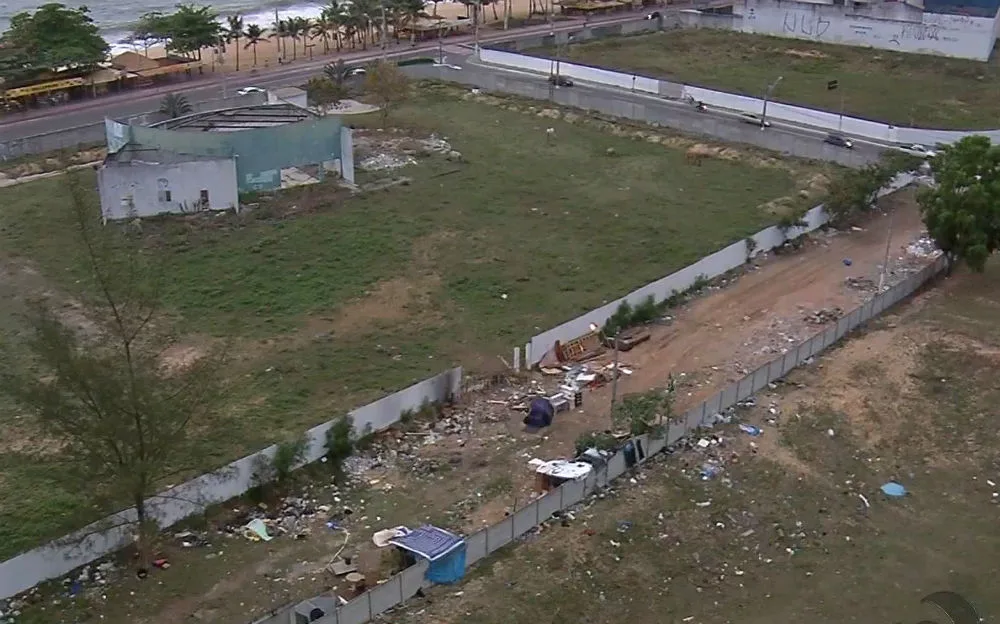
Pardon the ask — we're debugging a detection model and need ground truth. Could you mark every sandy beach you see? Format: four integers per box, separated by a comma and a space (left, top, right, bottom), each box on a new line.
130, 0, 556, 76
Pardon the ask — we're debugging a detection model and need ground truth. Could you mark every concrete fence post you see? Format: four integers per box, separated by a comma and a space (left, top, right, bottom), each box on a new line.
513, 347, 521, 372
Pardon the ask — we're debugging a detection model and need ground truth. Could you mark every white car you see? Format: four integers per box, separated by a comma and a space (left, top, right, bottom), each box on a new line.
908, 144, 937, 158
237, 86, 265, 96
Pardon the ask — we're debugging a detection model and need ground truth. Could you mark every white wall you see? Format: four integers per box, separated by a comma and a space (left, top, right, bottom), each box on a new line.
478, 48, 661, 94
479, 48, 1000, 144
98, 159, 239, 221
0, 367, 462, 600
524, 174, 915, 365
739, 0, 997, 60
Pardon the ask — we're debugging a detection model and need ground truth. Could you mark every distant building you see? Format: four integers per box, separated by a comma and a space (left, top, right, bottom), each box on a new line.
691, 0, 1000, 60
97, 102, 355, 222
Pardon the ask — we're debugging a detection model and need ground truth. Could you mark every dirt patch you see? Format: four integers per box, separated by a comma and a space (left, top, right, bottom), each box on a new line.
784, 48, 829, 59
160, 342, 211, 375
311, 274, 442, 336
353, 129, 457, 172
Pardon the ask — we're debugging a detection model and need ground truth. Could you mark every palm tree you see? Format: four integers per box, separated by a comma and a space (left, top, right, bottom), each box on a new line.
225, 15, 245, 71
271, 18, 290, 60
322, 1, 346, 51
391, 0, 427, 45
293, 17, 312, 59
311, 13, 334, 53
244, 23, 266, 66
348, 0, 377, 49
159, 93, 193, 119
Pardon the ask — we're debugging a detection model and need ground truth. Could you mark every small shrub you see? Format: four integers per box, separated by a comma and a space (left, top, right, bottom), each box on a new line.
325, 415, 355, 476
744, 236, 758, 262
574, 431, 618, 455
630, 295, 659, 325
272, 436, 308, 483
688, 274, 710, 295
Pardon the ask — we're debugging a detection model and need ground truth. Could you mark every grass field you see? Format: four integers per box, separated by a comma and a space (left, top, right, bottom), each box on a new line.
0, 83, 830, 559
543, 29, 1000, 130
392, 261, 1000, 624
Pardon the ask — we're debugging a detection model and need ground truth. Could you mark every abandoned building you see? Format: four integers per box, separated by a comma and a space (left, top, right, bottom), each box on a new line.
98, 99, 355, 221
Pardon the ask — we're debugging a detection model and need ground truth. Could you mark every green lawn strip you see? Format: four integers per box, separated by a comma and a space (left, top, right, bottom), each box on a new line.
538, 29, 1000, 130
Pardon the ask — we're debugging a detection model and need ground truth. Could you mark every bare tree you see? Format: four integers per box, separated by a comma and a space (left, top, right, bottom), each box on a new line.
0, 173, 226, 572
364, 59, 410, 122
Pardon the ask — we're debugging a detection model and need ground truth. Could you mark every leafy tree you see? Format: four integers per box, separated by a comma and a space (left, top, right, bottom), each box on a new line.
243, 23, 266, 66
129, 11, 169, 55
364, 59, 410, 121
0, 3, 108, 76
157, 4, 221, 59
306, 76, 347, 115
391, 0, 428, 44
917, 135, 1000, 273
612, 377, 676, 437
224, 15, 245, 71
0, 174, 225, 571
159, 92, 193, 118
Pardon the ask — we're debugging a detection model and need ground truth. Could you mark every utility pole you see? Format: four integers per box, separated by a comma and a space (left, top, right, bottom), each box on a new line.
380, 2, 388, 59
760, 75, 783, 130
828, 78, 844, 133
610, 332, 621, 411
473, 0, 481, 58
877, 207, 895, 292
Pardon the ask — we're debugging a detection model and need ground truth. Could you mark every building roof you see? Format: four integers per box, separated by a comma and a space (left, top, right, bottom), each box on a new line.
110, 51, 160, 73
104, 147, 226, 166
387, 525, 464, 561
924, 0, 1000, 16
152, 103, 318, 132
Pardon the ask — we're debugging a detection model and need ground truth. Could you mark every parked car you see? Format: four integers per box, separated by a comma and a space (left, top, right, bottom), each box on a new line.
548, 75, 574, 87
739, 113, 770, 128
825, 133, 854, 149
237, 86, 265, 96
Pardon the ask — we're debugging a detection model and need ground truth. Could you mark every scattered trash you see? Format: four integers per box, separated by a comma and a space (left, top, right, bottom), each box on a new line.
858, 493, 871, 509
151, 558, 169, 570
881, 482, 907, 498
803, 307, 844, 325
738, 424, 762, 437
617, 521, 633, 533
843, 258, 853, 266
696, 438, 711, 449
700, 462, 723, 480
695, 500, 712, 507
827, 428, 835, 437
242, 518, 273, 542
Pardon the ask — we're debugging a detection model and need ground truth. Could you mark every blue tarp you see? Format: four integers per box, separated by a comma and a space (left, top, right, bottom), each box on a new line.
388, 525, 467, 584
524, 397, 554, 429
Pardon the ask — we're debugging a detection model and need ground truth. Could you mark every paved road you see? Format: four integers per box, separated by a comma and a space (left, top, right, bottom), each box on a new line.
0, 12, 646, 142
409, 56, 889, 165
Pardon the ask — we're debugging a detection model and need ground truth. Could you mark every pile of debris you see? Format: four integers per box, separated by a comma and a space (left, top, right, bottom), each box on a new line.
905, 233, 941, 259
844, 276, 877, 293
803, 307, 843, 325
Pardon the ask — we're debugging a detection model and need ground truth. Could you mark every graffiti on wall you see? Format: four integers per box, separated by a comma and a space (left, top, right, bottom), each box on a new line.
889, 23, 941, 45
782, 11, 832, 38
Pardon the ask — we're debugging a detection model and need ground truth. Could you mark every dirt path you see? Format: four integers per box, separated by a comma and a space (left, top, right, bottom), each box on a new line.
527, 188, 930, 459
44, 190, 937, 624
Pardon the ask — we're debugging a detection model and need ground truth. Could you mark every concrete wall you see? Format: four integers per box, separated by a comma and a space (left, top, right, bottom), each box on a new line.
522, 173, 913, 365
456, 58, 882, 166
733, 0, 997, 60
0, 92, 267, 160
477, 46, 1000, 145
278, 253, 948, 624
0, 367, 462, 600
97, 158, 239, 220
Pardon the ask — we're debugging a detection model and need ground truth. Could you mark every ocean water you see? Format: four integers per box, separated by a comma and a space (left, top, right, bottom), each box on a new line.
0, 0, 335, 54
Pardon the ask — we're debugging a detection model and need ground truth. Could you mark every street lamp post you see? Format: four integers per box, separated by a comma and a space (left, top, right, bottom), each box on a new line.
760, 75, 783, 130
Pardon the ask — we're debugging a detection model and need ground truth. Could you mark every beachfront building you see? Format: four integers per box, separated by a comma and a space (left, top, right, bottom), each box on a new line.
684, 0, 1000, 60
